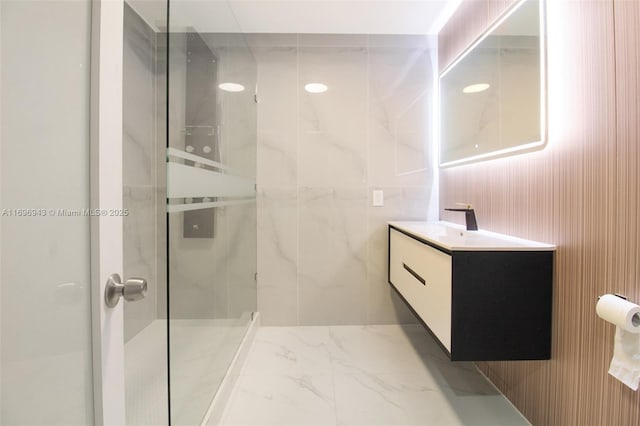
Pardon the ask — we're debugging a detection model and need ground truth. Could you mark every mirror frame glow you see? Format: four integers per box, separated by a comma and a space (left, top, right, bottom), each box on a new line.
438, 0, 547, 168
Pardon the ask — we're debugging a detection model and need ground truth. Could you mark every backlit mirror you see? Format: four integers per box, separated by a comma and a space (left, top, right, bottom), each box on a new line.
439, 0, 546, 167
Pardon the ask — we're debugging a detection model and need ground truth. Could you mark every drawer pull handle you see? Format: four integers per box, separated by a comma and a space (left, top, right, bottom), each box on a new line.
403, 263, 426, 285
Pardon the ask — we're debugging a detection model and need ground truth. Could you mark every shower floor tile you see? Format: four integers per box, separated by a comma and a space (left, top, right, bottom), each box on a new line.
219, 325, 530, 426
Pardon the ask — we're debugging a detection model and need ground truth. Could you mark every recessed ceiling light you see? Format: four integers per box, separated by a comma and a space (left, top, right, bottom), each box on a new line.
219, 82, 245, 92
462, 83, 490, 94
304, 83, 328, 93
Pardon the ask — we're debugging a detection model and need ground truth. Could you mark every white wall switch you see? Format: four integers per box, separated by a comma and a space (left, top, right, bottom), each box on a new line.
373, 190, 384, 207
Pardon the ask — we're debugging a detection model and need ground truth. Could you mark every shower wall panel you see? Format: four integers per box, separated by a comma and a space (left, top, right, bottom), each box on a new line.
251, 34, 437, 326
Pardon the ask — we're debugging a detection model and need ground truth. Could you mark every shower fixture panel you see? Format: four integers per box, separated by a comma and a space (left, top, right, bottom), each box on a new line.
183, 32, 220, 238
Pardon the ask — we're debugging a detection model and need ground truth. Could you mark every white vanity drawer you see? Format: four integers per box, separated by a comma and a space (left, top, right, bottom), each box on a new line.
389, 228, 452, 350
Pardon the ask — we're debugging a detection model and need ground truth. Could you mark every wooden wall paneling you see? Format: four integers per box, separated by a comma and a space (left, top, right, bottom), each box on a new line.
613, 0, 640, 422
614, 0, 640, 314
438, 0, 518, 71
439, 1, 489, 72
438, 0, 640, 424
573, 3, 617, 426
488, 0, 519, 23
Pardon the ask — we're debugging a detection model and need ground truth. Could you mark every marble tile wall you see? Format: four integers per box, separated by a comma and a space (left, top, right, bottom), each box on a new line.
203, 34, 258, 320
250, 34, 438, 326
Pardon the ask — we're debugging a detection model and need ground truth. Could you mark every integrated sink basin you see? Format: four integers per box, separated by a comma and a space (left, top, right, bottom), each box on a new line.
388, 221, 556, 252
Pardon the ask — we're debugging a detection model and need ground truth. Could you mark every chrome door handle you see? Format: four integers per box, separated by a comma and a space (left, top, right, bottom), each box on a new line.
104, 273, 147, 308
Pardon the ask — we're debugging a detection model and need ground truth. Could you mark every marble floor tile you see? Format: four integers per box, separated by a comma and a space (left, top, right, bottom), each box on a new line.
221, 374, 336, 426
327, 325, 444, 376
221, 325, 530, 426
333, 371, 455, 426
242, 326, 333, 375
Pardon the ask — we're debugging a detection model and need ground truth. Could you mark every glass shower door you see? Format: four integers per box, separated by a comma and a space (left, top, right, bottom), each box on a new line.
166, 2, 257, 424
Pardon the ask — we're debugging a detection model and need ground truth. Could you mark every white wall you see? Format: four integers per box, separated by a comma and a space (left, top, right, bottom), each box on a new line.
0, 1, 94, 424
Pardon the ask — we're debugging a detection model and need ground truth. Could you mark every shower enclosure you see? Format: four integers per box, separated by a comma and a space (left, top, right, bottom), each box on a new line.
0, 0, 257, 424
164, 1, 257, 424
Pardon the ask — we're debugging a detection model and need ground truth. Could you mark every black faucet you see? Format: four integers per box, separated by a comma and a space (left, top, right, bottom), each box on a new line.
444, 204, 478, 231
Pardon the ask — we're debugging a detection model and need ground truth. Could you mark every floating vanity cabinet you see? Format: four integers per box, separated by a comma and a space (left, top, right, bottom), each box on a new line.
388, 221, 554, 361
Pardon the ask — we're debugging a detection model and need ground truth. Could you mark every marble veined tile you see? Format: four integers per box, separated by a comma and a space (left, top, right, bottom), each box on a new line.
222, 326, 529, 426
366, 188, 433, 324
221, 374, 336, 426
298, 47, 368, 187
327, 325, 448, 376
367, 47, 435, 187
255, 45, 298, 187
242, 327, 333, 375
298, 188, 368, 325
333, 371, 456, 426
257, 188, 298, 325
334, 368, 528, 426
225, 202, 258, 318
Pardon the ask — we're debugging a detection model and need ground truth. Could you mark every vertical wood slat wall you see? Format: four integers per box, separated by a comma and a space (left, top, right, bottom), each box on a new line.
438, 1, 640, 425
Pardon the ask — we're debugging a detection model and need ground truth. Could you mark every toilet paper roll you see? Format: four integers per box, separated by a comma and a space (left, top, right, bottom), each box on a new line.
597, 294, 640, 390
608, 328, 640, 390
596, 294, 640, 333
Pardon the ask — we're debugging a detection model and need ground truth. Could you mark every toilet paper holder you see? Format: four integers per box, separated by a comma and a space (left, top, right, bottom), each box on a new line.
598, 293, 628, 301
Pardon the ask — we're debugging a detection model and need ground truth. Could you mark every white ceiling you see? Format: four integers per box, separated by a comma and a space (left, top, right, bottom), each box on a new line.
129, 0, 461, 35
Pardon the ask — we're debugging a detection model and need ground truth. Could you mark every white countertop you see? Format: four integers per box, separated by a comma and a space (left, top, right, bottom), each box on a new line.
389, 221, 556, 252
